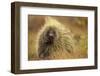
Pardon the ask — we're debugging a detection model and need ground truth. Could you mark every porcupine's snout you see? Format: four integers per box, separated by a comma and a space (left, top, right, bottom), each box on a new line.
45, 27, 56, 45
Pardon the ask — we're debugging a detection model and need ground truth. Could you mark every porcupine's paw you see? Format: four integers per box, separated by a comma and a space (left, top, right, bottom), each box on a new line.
38, 48, 50, 59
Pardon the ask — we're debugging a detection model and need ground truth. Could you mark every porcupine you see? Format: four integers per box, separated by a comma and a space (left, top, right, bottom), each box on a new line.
36, 17, 76, 60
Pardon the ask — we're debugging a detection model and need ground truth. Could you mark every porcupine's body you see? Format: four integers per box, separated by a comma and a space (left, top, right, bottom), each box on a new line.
36, 17, 76, 60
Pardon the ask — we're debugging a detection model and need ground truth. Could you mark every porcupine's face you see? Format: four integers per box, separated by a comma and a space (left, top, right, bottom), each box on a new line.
45, 27, 57, 45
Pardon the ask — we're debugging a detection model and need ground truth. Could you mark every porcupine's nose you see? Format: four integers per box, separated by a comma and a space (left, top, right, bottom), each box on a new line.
49, 31, 54, 38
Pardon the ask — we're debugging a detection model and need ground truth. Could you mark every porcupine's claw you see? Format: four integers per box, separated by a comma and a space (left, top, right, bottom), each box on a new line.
39, 50, 49, 59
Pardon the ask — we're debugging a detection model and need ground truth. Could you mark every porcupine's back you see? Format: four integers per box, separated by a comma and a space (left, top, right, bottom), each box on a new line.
36, 17, 76, 60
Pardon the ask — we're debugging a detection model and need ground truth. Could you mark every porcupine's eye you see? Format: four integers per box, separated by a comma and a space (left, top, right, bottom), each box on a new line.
45, 28, 56, 45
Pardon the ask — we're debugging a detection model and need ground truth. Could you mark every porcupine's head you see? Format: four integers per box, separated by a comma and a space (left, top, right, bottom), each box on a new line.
43, 26, 58, 45
37, 17, 74, 59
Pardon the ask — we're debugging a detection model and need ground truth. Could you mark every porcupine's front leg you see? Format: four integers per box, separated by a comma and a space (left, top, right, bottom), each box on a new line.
38, 40, 50, 59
